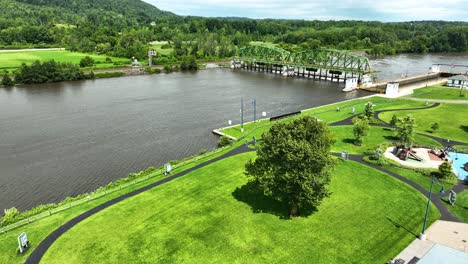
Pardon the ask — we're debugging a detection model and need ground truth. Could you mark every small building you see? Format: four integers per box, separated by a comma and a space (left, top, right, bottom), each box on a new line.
447, 75, 468, 88
385, 82, 400, 97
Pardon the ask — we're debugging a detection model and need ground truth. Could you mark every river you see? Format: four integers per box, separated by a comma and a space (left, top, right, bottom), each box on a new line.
0, 53, 467, 212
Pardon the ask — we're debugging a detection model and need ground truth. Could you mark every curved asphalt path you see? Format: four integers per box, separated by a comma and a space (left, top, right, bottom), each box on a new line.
25, 145, 253, 264
332, 153, 462, 223
26, 102, 468, 263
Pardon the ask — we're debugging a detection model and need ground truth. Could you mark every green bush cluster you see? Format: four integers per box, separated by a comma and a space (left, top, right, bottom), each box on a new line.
14, 60, 85, 84
92, 71, 125, 78
145, 67, 162, 74
217, 136, 233, 147
79, 56, 95, 67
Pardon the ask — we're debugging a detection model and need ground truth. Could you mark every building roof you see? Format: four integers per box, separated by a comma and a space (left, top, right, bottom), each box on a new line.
417, 244, 468, 264
448, 75, 468, 81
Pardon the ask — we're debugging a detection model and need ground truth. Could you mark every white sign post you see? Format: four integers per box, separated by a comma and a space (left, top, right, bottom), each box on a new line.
17, 232, 29, 254
164, 163, 172, 176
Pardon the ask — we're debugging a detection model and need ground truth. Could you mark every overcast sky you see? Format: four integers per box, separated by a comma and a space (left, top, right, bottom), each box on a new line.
143, 0, 468, 22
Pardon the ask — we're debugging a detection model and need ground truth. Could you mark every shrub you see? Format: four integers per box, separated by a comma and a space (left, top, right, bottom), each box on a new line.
1, 207, 19, 226
79, 56, 95, 67
180, 56, 198, 71
1, 71, 14, 87
145, 67, 162, 74
163, 64, 174, 73
390, 114, 398, 127
352, 116, 369, 146
217, 136, 232, 147
438, 161, 453, 179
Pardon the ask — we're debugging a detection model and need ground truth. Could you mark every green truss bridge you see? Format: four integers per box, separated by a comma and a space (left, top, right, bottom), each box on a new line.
231, 45, 373, 85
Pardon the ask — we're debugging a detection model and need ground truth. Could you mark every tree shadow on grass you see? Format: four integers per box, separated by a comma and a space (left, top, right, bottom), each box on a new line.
385, 217, 418, 238
342, 138, 355, 144
232, 181, 317, 220
460, 125, 468, 133
383, 135, 399, 141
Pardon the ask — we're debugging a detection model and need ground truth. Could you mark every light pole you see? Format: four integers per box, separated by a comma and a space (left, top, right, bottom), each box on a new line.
420, 175, 445, 240
240, 97, 244, 133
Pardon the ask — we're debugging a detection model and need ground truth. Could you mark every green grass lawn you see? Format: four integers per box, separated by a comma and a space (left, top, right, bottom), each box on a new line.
443, 190, 468, 222
410, 85, 467, 100
0, 142, 246, 264
331, 126, 442, 155
454, 145, 468, 153
221, 97, 427, 140
378, 103, 468, 143
363, 157, 458, 194
0, 50, 129, 72
41, 153, 438, 264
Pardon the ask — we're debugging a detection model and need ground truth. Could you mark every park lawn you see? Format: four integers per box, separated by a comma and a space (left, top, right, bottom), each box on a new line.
221, 96, 427, 140
454, 145, 468, 153
410, 85, 467, 100
378, 103, 468, 143
363, 157, 457, 194
0, 142, 245, 264
443, 190, 468, 223
42, 153, 438, 264
0, 50, 129, 72
330, 126, 442, 155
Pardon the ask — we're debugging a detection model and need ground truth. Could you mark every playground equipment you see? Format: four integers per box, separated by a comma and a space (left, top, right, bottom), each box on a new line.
393, 145, 423, 161
430, 147, 450, 160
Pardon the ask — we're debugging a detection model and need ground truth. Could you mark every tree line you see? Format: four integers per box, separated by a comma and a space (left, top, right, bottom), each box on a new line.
0, 0, 467, 60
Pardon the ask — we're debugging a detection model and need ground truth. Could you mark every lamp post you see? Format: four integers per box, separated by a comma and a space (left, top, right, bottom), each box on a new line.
420, 175, 445, 240
240, 97, 244, 133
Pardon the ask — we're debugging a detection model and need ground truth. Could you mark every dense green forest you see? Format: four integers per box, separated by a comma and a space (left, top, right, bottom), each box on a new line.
0, 0, 467, 61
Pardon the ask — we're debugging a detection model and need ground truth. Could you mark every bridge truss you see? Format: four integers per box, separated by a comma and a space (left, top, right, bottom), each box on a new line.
234, 45, 372, 75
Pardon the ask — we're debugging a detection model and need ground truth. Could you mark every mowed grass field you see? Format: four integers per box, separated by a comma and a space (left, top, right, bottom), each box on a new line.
42, 152, 438, 263
330, 125, 442, 155
379, 103, 468, 143
443, 190, 468, 222
0, 50, 129, 72
410, 85, 467, 100
221, 97, 428, 140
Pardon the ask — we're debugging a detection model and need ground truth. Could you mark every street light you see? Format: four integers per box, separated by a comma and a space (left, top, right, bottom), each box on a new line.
420, 175, 445, 240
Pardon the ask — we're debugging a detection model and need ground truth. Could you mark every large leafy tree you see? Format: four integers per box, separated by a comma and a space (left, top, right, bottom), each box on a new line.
396, 115, 416, 144
245, 116, 335, 217
352, 116, 369, 146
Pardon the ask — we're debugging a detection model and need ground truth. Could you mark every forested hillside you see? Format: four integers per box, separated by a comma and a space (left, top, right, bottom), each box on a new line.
0, 0, 467, 61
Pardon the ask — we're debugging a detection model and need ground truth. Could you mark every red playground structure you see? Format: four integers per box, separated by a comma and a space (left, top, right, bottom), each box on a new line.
393, 145, 423, 161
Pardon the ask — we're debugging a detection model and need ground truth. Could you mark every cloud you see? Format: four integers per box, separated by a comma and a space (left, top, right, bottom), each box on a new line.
144, 0, 468, 21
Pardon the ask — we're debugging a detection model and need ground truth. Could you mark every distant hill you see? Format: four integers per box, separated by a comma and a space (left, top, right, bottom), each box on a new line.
15, 0, 174, 23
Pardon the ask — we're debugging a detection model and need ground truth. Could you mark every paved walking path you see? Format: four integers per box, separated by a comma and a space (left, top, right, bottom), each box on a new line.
407, 98, 468, 104
333, 153, 462, 223
25, 145, 253, 264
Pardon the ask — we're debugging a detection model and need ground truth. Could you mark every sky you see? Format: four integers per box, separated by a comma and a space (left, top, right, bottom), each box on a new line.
143, 0, 468, 22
